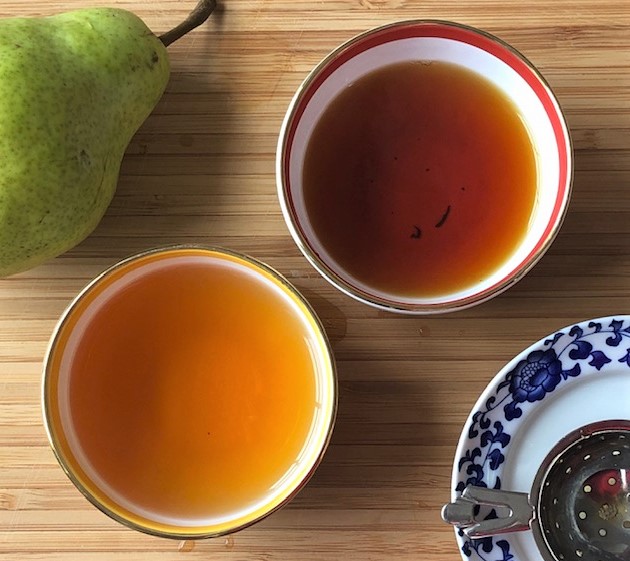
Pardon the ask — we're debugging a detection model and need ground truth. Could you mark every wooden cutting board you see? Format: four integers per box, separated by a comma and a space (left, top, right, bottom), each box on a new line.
1, 0, 629, 559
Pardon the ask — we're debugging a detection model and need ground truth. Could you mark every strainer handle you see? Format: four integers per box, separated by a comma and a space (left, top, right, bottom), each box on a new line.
441, 485, 534, 539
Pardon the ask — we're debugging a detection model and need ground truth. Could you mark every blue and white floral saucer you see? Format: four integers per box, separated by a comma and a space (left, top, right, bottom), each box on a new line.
450, 315, 630, 561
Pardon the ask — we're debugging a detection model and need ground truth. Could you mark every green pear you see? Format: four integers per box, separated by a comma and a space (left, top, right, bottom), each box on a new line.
0, 0, 216, 276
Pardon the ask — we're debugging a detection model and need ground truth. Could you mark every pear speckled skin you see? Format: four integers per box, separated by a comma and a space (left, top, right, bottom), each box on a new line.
0, 8, 170, 276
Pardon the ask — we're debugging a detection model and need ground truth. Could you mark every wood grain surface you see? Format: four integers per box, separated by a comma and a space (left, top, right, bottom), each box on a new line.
1, 0, 629, 559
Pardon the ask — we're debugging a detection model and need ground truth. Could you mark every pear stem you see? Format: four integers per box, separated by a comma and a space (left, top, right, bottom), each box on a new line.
159, 0, 217, 47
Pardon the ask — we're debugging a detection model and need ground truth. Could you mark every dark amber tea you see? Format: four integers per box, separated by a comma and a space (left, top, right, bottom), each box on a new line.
303, 60, 538, 298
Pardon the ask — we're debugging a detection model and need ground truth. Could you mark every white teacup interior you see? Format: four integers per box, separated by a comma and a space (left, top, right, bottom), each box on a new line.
287, 36, 563, 306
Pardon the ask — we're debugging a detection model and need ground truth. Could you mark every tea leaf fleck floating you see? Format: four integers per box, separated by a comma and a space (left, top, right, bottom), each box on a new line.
410, 225, 422, 239
435, 205, 451, 228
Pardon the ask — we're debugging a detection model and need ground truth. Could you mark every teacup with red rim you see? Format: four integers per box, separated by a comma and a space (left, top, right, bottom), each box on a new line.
277, 20, 572, 314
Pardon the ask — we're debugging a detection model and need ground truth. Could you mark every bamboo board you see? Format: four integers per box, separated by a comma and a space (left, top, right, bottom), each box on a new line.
1, 0, 629, 559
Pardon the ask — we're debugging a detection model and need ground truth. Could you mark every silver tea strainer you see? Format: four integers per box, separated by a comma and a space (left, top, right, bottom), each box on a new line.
442, 420, 630, 561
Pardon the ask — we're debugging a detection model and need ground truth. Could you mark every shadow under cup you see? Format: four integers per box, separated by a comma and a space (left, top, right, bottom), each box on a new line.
277, 20, 573, 314
42, 246, 337, 538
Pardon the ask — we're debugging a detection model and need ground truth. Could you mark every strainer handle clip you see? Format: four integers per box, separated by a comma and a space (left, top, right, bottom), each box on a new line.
441, 485, 534, 539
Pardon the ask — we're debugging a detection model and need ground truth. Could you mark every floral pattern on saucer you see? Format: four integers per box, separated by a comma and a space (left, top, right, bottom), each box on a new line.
453, 317, 630, 561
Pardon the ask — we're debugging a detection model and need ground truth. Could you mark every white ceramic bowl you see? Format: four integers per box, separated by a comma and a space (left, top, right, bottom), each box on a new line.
277, 20, 572, 314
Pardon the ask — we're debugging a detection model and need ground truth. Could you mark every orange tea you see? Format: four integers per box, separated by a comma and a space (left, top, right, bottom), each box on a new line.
44, 247, 336, 536
303, 61, 538, 298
